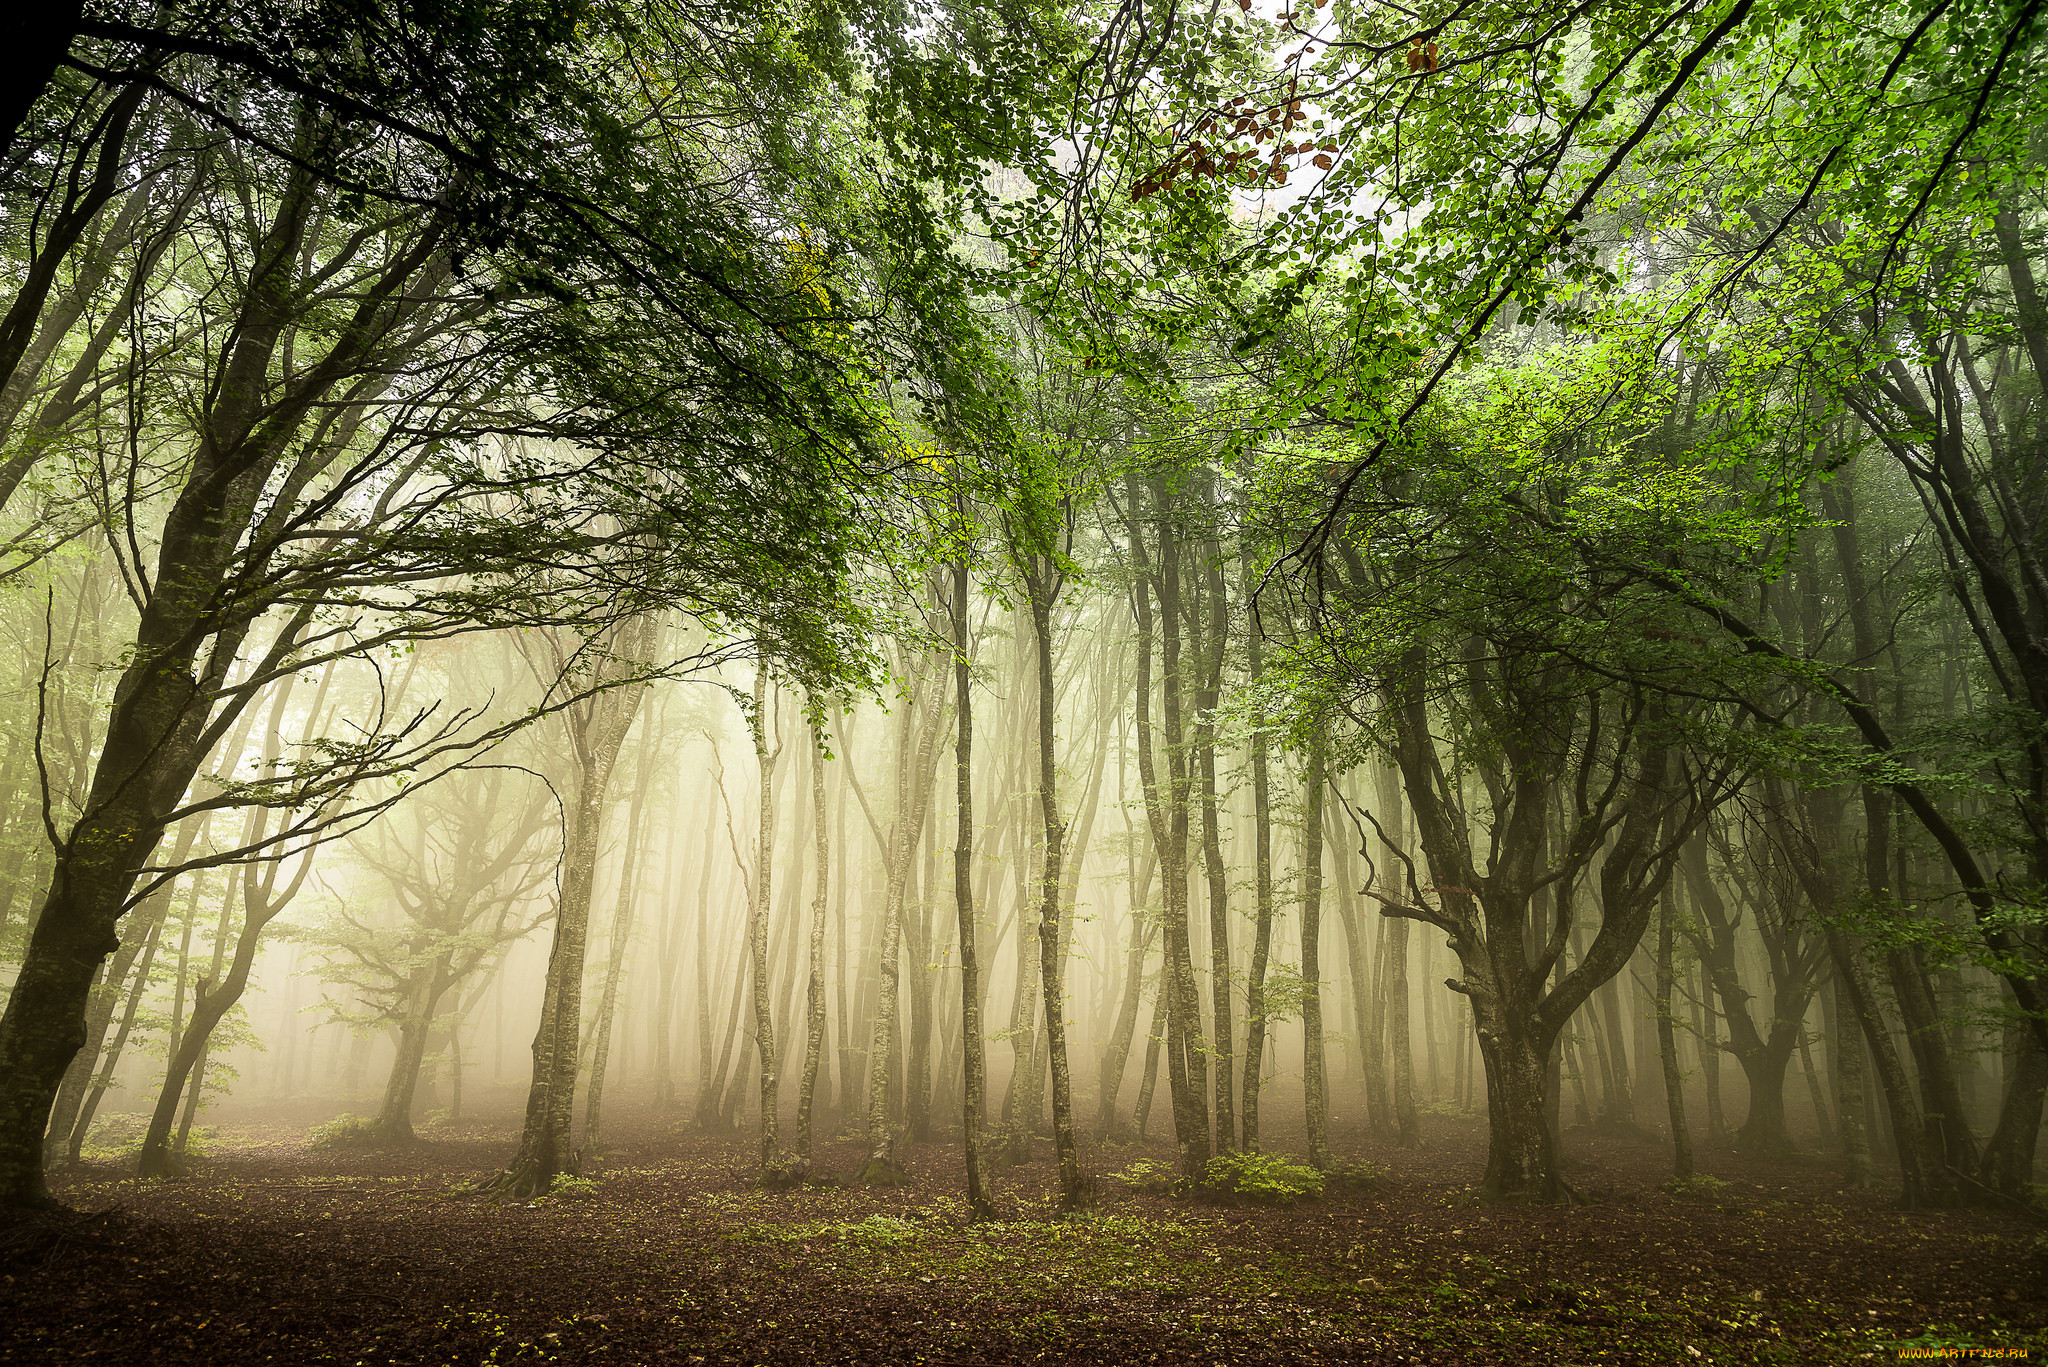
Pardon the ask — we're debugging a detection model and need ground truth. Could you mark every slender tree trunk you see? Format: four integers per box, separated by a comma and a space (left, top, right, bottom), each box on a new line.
1377, 764, 1421, 1146
1095, 856, 1157, 1138
1695, 957, 1727, 1146
67, 911, 165, 1160
143, 665, 333, 1175
796, 718, 832, 1166
1824, 971, 1871, 1186
1023, 555, 1087, 1209
584, 728, 657, 1154
949, 549, 994, 1216
1134, 975, 1165, 1140
859, 655, 947, 1183
1240, 548, 1277, 1150
1303, 727, 1330, 1169
1131, 475, 1209, 1175
1828, 924, 1947, 1207
1192, 517, 1234, 1151
747, 670, 784, 1177
1655, 890, 1692, 1180
497, 630, 648, 1199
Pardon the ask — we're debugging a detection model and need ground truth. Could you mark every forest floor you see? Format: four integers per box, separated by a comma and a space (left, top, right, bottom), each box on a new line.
3, 1105, 2043, 1366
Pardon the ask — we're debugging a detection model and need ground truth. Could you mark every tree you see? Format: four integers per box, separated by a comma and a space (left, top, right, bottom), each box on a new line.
320, 754, 556, 1144
493, 616, 654, 1199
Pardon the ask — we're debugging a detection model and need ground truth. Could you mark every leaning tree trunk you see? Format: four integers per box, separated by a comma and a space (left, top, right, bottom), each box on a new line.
1825, 924, 1946, 1207
0, 150, 338, 1211
138, 803, 320, 1177
1095, 854, 1157, 1139
44, 809, 210, 1165
141, 664, 333, 1177
373, 952, 455, 1142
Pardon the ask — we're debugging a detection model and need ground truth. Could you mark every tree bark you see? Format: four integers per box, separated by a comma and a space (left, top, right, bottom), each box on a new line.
1302, 727, 1331, 1170
583, 726, 658, 1155
947, 547, 994, 1215
1240, 546, 1278, 1150
1022, 551, 1087, 1209
747, 670, 785, 1178
1655, 889, 1692, 1180
496, 622, 649, 1199
795, 717, 832, 1166
858, 653, 947, 1183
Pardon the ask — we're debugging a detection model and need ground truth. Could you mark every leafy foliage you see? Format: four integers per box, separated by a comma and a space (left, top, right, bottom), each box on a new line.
1200, 1150, 1327, 1206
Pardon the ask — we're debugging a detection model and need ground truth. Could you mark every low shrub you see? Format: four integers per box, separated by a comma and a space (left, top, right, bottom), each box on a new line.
1200, 1150, 1325, 1206
307, 1114, 381, 1148
1328, 1159, 1389, 1192
1663, 1173, 1731, 1202
542, 1174, 600, 1203
1110, 1159, 1177, 1195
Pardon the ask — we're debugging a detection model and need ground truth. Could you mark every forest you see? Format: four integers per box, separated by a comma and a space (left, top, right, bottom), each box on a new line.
0, 0, 2044, 1363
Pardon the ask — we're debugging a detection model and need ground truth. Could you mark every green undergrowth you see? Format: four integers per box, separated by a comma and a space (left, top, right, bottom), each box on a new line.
1665, 1173, 1734, 1202
1200, 1150, 1327, 1205
695, 1195, 2045, 1364
532, 1174, 600, 1205
307, 1114, 383, 1148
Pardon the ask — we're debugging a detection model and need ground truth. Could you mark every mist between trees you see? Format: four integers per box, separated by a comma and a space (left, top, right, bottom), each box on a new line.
0, 0, 2043, 1242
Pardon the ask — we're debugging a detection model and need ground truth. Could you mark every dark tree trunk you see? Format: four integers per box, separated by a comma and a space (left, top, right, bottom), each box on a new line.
1655, 891, 1693, 1180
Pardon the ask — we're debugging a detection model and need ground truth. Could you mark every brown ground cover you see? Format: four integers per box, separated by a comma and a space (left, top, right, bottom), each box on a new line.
3, 1107, 2042, 1366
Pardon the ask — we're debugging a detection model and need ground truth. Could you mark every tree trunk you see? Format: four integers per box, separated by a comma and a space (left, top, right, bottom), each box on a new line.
1130, 474, 1209, 1175
142, 665, 332, 1176
373, 953, 455, 1141
1192, 516, 1234, 1151
795, 718, 832, 1167
747, 670, 784, 1178
44, 810, 210, 1165
1376, 763, 1420, 1145
858, 653, 947, 1184
1240, 543, 1277, 1150
584, 727, 657, 1156
1978, 1013, 2046, 1200
1302, 727, 1331, 1169
0, 150, 331, 1209
1476, 1014, 1568, 1201
1655, 890, 1692, 1180
949, 548, 994, 1216
1823, 971, 1870, 1186
496, 630, 648, 1199
1095, 854, 1157, 1139
1023, 552, 1087, 1209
